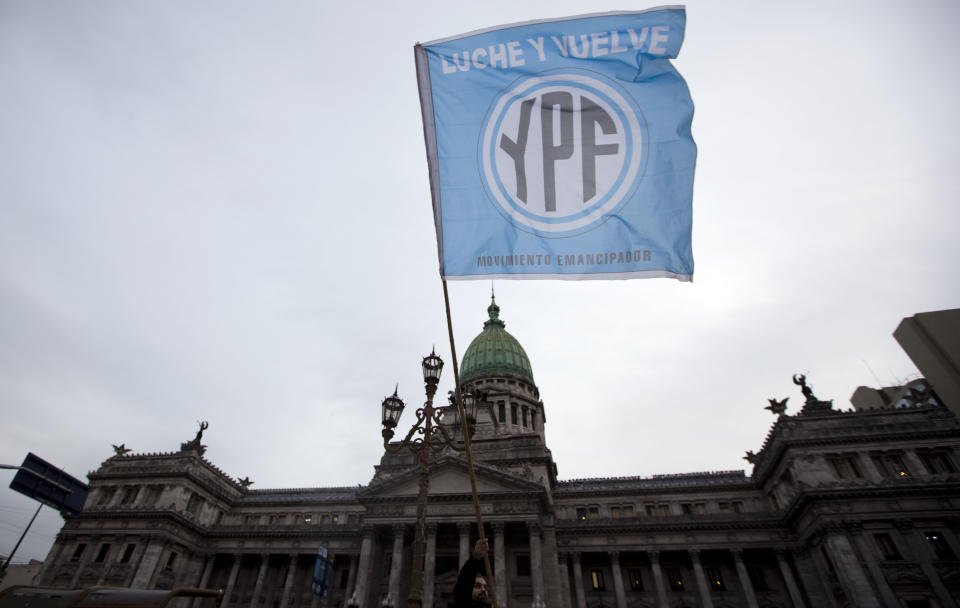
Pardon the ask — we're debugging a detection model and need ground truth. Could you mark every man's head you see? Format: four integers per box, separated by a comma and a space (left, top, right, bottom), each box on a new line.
472, 574, 489, 604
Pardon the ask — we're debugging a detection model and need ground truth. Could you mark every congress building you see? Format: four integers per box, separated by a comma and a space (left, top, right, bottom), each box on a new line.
34, 299, 960, 608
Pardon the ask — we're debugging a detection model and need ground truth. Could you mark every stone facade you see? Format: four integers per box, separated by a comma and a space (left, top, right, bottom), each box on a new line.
36, 304, 960, 608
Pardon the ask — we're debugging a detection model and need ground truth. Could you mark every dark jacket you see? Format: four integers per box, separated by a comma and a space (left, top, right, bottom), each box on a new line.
453, 557, 487, 608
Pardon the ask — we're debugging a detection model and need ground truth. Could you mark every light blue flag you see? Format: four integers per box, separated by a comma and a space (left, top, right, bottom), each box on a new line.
415, 7, 695, 281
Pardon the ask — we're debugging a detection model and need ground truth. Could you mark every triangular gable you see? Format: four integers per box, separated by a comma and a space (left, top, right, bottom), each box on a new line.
363, 454, 543, 498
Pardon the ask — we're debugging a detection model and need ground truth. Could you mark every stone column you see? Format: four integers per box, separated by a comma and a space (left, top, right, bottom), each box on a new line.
280, 554, 298, 608
35, 536, 67, 585
903, 450, 926, 476
558, 553, 572, 608
821, 530, 882, 607
458, 523, 471, 567
250, 554, 270, 608
345, 554, 359, 601
146, 544, 171, 589
731, 549, 759, 608
689, 550, 714, 608
647, 551, 668, 608
773, 550, 807, 608
96, 541, 118, 586
528, 522, 545, 603
492, 523, 508, 608
792, 547, 836, 608
608, 552, 627, 608
354, 527, 376, 608
424, 523, 438, 608
130, 538, 164, 589
571, 552, 587, 608
540, 523, 563, 608
389, 524, 405, 604
197, 553, 216, 589
221, 554, 243, 608
895, 520, 958, 608
856, 452, 884, 481
193, 555, 217, 608
941, 522, 960, 560
69, 541, 94, 588
846, 528, 898, 607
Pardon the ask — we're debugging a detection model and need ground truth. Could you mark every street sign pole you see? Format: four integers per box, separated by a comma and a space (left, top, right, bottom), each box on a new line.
0, 503, 43, 573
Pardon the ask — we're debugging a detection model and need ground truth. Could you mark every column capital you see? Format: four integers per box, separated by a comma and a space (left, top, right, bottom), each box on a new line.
571, 551, 582, 563
893, 518, 915, 533
730, 548, 744, 560
288, 552, 298, 560
688, 548, 702, 561
607, 550, 620, 563
392, 523, 406, 534
842, 520, 864, 535
426, 522, 438, 536
773, 547, 792, 558
492, 521, 506, 533
526, 520, 541, 532
647, 550, 661, 564
361, 524, 375, 536
457, 522, 472, 534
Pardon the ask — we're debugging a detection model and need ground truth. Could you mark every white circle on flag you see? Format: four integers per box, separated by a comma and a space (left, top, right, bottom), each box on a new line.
479, 70, 647, 237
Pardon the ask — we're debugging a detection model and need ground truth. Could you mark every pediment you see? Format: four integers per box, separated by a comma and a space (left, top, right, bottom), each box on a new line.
362, 454, 543, 498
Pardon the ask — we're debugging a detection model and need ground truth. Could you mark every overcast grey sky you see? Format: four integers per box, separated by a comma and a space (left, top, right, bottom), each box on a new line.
2, 1, 959, 565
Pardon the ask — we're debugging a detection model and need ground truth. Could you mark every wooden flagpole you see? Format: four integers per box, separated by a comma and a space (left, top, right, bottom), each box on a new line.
441, 279, 500, 608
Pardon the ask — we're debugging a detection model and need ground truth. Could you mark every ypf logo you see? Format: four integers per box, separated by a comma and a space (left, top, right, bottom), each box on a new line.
479, 70, 648, 237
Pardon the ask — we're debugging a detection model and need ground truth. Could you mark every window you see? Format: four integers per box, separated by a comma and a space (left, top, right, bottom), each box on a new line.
332, 513, 340, 524
186, 494, 202, 515
748, 567, 768, 591
164, 552, 178, 571
667, 568, 684, 591
920, 450, 957, 474
645, 504, 670, 516
304, 514, 312, 524
244, 515, 259, 525
516, 554, 531, 577
874, 533, 902, 560
498, 403, 506, 423
590, 569, 605, 590
706, 567, 725, 590
94, 544, 111, 563
70, 544, 86, 562
718, 501, 744, 513
611, 505, 634, 518
96, 488, 117, 506
628, 569, 643, 590
872, 452, 911, 477
576, 506, 599, 520
531, 411, 537, 430
681, 502, 706, 515
925, 532, 957, 560
828, 454, 863, 479
120, 487, 139, 505
511, 405, 518, 425
120, 543, 136, 563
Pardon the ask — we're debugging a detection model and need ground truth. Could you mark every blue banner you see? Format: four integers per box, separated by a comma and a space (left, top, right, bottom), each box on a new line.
416, 8, 695, 281
310, 546, 333, 598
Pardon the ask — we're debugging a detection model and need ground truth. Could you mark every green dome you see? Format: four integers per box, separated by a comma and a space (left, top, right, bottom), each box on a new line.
460, 295, 535, 385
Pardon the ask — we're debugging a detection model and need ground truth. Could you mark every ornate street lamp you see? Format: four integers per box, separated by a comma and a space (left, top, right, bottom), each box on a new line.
379, 349, 479, 608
